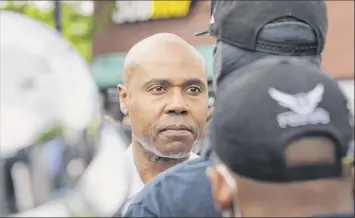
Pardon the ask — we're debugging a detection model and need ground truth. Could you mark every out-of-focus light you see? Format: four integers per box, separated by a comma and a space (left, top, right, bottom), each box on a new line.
112, 0, 192, 24
0, 1, 8, 9
77, 1, 94, 16
64, 1, 94, 16
30, 1, 54, 11
112, 1, 151, 24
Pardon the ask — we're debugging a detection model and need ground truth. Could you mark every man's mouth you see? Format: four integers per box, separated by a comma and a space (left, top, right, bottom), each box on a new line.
160, 125, 193, 134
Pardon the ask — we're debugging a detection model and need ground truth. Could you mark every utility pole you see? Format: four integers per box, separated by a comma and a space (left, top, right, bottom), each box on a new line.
53, 0, 62, 32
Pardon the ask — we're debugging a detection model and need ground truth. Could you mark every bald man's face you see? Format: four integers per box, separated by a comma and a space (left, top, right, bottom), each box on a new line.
119, 45, 208, 158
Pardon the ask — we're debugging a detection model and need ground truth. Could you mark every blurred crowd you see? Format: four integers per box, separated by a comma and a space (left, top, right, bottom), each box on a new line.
0, 1, 354, 217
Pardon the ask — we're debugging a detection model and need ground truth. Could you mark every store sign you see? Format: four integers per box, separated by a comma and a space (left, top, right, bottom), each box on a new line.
112, 0, 192, 24
151, 0, 192, 19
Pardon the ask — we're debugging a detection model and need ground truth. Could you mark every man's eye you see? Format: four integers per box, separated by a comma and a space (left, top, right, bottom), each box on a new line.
149, 86, 166, 94
186, 86, 201, 94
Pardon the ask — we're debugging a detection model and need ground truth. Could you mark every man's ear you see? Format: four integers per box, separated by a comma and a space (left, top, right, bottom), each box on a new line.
117, 84, 128, 115
206, 167, 233, 212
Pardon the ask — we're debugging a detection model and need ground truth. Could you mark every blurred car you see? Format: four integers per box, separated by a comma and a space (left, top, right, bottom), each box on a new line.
0, 10, 131, 217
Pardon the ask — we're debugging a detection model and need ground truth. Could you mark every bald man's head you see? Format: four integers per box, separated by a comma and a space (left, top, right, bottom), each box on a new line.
122, 33, 206, 86
118, 33, 209, 160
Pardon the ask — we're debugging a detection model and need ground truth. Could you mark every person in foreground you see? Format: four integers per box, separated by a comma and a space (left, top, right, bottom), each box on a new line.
207, 57, 354, 217
117, 33, 208, 214
123, 0, 328, 217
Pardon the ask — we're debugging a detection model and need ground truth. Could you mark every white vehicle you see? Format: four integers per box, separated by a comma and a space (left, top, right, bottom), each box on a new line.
0, 11, 131, 217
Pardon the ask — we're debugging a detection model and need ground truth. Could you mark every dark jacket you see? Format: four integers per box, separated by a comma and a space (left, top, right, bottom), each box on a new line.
122, 148, 221, 217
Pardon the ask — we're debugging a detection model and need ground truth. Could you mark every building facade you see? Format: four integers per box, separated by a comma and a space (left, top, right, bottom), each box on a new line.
92, 1, 354, 108
93, 1, 353, 78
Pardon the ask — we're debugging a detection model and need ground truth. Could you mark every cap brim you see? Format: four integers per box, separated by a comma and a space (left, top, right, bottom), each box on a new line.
194, 30, 211, 36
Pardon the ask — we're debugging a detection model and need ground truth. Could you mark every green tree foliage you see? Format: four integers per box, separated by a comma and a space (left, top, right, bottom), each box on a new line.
1, 1, 114, 62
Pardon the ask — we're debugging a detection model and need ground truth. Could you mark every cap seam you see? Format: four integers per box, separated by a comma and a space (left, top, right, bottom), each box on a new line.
257, 41, 317, 50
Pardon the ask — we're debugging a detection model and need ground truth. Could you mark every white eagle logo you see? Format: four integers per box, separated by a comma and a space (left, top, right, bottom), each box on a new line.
268, 84, 330, 128
269, 84, 324, 115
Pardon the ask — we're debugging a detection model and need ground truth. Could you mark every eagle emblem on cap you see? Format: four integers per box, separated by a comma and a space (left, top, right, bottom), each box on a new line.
268, 84, 330, 128
268, 84, 324, 115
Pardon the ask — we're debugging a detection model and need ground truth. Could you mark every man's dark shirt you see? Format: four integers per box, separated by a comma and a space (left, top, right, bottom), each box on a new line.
123, 148, 221, 217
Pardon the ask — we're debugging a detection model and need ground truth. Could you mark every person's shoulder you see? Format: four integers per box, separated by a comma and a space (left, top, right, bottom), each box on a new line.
123, 201, 156, 217
125, 156, 212, 216
162, 155, 209, 177
136, 156, 209, 195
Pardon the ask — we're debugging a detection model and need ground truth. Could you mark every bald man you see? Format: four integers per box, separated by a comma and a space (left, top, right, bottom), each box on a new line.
117, 33, 208, 215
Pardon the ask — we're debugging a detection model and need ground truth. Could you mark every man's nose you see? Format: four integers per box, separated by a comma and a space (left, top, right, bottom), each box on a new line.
165, 91, 189, 116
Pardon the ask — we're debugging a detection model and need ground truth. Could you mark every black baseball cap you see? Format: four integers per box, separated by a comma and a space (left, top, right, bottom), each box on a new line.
210, 57, 354, 183
195, 0, 327, 55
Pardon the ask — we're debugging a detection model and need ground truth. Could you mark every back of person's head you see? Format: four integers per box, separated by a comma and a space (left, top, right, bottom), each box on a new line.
232, 137, 353, 216
213, 41, 321, 92
195, 1, 327, 92
207, 57, 354, 217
